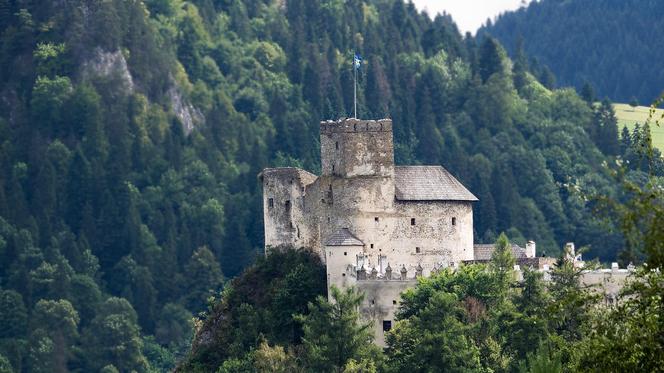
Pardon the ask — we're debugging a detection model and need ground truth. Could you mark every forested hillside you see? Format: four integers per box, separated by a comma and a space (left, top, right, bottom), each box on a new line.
0, 0, 643, 371
479, 0, 664, 104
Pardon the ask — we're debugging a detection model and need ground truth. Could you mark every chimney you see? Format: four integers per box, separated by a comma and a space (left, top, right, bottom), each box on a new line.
564, 242, 576, 262
525, 241, 536, 258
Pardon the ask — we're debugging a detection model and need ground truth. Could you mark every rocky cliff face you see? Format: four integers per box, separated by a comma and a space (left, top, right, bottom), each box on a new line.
82, 48, 134, 92
81, 48, 203, 134
167, 84, 204, 135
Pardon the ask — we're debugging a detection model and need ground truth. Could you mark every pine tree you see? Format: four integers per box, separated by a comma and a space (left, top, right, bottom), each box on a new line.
478, 37, 505, 83
296, 286, 374, 372
580, 81, 596, 104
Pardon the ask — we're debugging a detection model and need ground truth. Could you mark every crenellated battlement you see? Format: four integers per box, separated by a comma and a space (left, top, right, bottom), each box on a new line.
320, 118, 392, 134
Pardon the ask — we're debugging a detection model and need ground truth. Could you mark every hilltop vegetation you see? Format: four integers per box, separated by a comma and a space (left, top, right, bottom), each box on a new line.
182, 239, 664, 372
0, 0, 651, 370
480, 0, 664, 103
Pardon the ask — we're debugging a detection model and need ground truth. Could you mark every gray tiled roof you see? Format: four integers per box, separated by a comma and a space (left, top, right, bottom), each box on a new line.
395, 166, 478, 201
325, 228, 365, 246
473, 244, 527, 261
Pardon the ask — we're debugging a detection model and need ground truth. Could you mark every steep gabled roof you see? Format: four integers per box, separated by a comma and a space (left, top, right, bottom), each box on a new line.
325, 228, 364, 246
395, 166, 478, 201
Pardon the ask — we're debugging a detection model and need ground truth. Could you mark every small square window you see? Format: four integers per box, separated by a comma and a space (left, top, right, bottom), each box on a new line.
342, 273, 346, 277
411, 218, 416, 225
392, 300, 397, 305
383, 320, 392, 332
452, 217, 457, 226
416, 247, 420, 254
268, 198, 274, 208
375, 217, 379, 222
344, 252, 347, 256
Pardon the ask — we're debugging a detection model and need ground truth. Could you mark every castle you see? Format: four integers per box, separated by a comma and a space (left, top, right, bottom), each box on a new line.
260, 118, 633, 345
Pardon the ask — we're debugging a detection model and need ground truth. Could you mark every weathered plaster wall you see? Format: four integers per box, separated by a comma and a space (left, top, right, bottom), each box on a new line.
261, 168, 319, 254
357, 279, 416, 346
325, 244, 364, 291
579, 267, 634, 305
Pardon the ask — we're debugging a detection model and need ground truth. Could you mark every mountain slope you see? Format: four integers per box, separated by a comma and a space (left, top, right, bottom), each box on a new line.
479, 0, 664, 103
0, 0, 628, 371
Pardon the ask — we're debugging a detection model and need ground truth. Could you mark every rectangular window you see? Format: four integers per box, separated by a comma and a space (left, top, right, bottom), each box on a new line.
285, 200, 291, 210
335, 141, 339, 150
344, 252, 347, 256
452, 217, 457, 226
392, 300, 397, 305
268, 198, 274, 208
370, 244, 374, 249
411, 218, 416, 225
375, 217, 379, 222
416, 247, 421, 254
383, 320, 392, 332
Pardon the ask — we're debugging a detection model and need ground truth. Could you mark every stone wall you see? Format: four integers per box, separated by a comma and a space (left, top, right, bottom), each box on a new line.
356, 279, 416, 346
320, 118, 394, 178
260, 168, 319, 254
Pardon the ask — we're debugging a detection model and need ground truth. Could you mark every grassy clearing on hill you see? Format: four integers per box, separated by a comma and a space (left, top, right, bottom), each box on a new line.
614, 103, 664, 150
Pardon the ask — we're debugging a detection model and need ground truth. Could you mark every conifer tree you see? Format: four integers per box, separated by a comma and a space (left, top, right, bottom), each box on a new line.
296, 286, 374, 372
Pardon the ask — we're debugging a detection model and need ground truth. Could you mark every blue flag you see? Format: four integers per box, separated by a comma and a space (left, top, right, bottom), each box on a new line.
354, 53, 362, 69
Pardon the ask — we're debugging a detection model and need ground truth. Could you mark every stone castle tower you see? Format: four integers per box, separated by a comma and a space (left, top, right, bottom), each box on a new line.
260, 118, 479, 344
260, 118, 634, 345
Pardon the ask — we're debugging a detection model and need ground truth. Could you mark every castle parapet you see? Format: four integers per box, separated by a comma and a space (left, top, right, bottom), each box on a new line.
320, 118, 392, 134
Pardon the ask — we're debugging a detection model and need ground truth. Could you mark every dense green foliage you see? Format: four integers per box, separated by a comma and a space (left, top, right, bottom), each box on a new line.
187, 236, 664, 372
0, 0, 643, 370
480, 0, 664, 103
178, 248, 326, 372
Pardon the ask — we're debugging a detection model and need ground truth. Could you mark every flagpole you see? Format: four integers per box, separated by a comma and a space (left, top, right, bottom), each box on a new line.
354, 54, 357, 119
